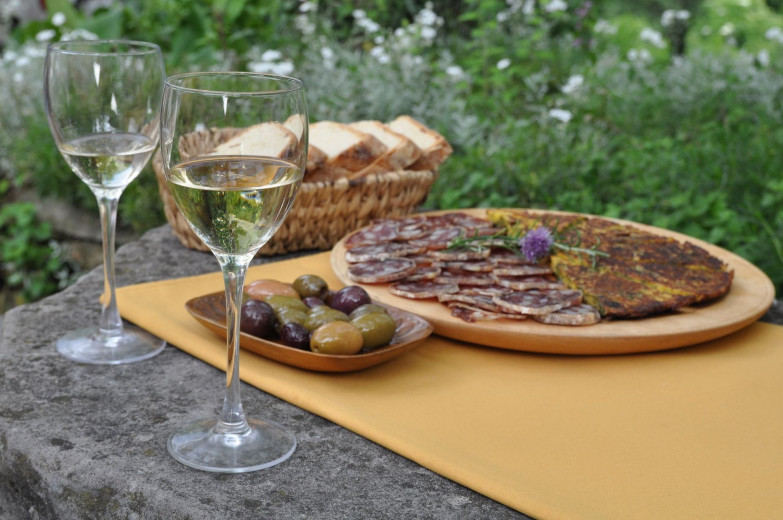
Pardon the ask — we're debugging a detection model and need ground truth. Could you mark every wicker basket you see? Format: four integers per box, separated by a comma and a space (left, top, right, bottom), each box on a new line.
152, 129, 438, 256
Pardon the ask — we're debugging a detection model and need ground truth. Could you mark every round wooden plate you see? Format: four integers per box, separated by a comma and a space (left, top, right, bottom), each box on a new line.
330, 209, 776, 355
186, 293, 433, 372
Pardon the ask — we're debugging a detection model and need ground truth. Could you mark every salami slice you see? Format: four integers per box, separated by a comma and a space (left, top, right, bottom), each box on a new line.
438, 260, 495, 273
493, 275, 564, 291
347, 258, 417, 284
345, 243, 426, 263
448, 303, 529, 323
389, 280, 459, 299
438, 293, 505, 312
492, 265, 553, 277
344, 221, 399, 250
409, 227, 464, 250
533, 304, 601, 325
434, 273, 496, 286
492, 290, 568, 315
488, 250, 536, 266
401, 265, 442, 281
428, 248, 491, 261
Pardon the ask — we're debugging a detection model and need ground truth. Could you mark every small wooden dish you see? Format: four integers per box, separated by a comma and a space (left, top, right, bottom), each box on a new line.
185, 292, 433, 372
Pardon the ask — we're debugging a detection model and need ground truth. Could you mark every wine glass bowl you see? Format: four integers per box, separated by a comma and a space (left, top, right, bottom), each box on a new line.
160, 72, 307, 472
44, 40, 166, 364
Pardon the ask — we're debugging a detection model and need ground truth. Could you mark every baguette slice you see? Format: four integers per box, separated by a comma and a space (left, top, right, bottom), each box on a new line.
387, 115, 452, 171
349, 120, 422, 176
283, 115, 328, 175
309, 121, 387, 180
212, 122, 298, 162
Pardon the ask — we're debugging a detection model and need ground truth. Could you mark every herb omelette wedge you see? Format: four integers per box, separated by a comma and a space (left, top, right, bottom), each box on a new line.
487, 209, 735, 319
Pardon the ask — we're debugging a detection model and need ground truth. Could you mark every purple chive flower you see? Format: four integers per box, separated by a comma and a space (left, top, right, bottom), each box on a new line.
519, 226, 554, 263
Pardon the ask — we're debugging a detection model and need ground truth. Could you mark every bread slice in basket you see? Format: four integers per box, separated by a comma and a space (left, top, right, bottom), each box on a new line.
212, 122, 298, 161
387, 115, 453, 172
349, 120, 422, 176
283, 115, 328, 174
308, 121, 388, 181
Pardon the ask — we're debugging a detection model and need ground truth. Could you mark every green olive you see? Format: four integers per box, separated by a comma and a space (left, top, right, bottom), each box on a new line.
275, 307, 308, 328
292, 274, 329, 299
349, 303, 389, 320
310, 321, 364, 355
351, 312, 397, 350
303, 306, 349, 332
265, 295, 307, 314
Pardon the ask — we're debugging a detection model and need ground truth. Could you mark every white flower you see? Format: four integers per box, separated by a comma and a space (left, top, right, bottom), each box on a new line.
352, 9, 366, 20
544, 0, 567, 13
35, 29, 57, 42
298, 1, 315, 12
719, 23, 735, 37
497, 58, 511, 70
640, 28, 665, 48
320, 47, 334, 60
374, 35, 385, 45
416, 7, 439, 27
765, 27, 783, 44
594, 19, 617, 35
661, 9, 690, 28
548, 108, 572, 123
357, 17, 380, 33
497, 11, 510, 23
757, 49, 771, 67
369, 46, 390, 64
261, 50, 282, 61
51, 12, 66, 27
60, 29, 99, 41
561, 74, 584, 94
15, 56, 30, 67
274, 61, 295, 76
420, 26, 437, 41
627, 48, 652, 64
446, 65, 464, 77
295, 15, 315, 35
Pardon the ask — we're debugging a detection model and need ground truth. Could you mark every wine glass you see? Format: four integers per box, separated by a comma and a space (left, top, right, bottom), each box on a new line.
44, 40, 166, 364
159, 72, 307, 472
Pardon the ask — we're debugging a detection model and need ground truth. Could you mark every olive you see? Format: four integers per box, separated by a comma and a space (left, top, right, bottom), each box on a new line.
274, 307, 308, 328
265, 295, 308, 314
349, 303, 389, 320
352, 312, 397, 350
303, 306, 349, 332
245, 279, 299, 300
310, 321, 364, 355
240, 299, 277, 338
330, 285, 372, 315
279, 322, 311, 350
302, 296, 326, 309
292, 274, 329, 299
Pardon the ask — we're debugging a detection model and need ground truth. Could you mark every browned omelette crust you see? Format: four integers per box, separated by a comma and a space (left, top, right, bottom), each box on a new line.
487, 210, 735, 318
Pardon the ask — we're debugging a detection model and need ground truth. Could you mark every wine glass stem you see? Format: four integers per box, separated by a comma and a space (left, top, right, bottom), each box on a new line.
97, 194, 123, 337
216, 254, 252, 435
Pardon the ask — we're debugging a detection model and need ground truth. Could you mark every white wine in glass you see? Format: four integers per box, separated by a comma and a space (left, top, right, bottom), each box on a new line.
160, 72, 307, 473
44, 40, 166, 364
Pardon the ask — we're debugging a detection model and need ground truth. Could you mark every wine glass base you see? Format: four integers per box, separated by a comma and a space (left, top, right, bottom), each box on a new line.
56, 325, 166, 365
167, 417, 296, 473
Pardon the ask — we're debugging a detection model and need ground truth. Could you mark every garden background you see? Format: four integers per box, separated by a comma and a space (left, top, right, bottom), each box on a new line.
1, 0, 782, 311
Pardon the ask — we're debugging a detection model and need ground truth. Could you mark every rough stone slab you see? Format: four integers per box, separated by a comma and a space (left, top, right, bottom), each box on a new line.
0, 225, 526, 520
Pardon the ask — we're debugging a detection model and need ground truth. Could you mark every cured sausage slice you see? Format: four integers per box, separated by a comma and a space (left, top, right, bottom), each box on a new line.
389, 281, 459, 299
448, 303, 529, 323
438, 293, 504, 312
533, 304, 601, 325
493, 275, 564, 291
428, 248, 491, 261
401, 265, 442, 281
344, 221, 399, 250
345, 243, 426, 263
492, 290, 568, 315
492, 265, 553, 277
347, 258, 417, 284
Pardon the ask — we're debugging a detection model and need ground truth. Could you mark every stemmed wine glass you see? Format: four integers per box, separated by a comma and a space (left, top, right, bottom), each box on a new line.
44, 40, 166, 364
159, 72, 307, 472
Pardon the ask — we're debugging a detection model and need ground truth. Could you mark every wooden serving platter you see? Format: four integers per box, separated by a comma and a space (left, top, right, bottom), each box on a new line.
330, 209, 775, 355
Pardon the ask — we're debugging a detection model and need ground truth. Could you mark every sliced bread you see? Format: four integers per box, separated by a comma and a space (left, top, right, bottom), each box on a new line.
387, 115, 452, 171
212, 122, 298, 162
308, 121, 388, 179
349, 120, 421, 175
283, 115, 328, 174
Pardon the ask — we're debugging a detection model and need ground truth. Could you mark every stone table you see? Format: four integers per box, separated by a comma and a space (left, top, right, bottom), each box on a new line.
0, 225, 526, 520
1, 225, 780, 520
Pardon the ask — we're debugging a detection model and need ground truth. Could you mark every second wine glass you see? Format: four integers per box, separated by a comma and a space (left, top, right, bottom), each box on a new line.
160, 72, 307, 472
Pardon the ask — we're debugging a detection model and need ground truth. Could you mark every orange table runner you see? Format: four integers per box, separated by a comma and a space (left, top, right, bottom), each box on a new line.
117, 252, 783, 519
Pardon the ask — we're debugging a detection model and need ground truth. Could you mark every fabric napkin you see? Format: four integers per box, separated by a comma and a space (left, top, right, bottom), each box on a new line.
116, 252, 783, 519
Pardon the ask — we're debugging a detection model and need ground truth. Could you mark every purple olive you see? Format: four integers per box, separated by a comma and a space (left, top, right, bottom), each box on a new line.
329, 285, 372, 315
279, 322, 311, 350
240, 300, 277, 338
302, 296, 326, 309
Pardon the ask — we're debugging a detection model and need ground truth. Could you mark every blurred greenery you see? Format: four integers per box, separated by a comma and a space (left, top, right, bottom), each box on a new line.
1, 0, 782, 305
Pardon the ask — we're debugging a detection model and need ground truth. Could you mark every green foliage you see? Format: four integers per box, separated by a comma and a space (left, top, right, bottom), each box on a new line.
0, 201, 76, 305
